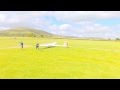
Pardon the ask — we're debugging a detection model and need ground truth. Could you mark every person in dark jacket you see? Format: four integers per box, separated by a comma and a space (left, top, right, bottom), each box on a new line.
36, 43, 39, 49
20, 42, 24, 49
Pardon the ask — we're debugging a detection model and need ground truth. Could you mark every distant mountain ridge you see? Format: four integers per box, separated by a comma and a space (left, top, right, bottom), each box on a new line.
0, 27, 55, 37
0, 27, 107, 40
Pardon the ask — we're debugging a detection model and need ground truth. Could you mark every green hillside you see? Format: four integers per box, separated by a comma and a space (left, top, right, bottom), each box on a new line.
0, 27, 108, 40
0, 27, 55, 37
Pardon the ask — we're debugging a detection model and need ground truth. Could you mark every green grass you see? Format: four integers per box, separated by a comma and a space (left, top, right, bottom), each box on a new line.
0, 37, 120, 79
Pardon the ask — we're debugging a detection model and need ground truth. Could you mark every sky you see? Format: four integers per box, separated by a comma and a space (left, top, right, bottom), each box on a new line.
0, 11, 120, 39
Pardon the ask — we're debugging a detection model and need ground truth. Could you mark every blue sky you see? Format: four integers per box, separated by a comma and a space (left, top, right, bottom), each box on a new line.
96, 19, 120, 26
0, 11, 120, 39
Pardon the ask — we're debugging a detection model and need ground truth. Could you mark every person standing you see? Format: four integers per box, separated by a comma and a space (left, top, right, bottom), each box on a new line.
36, 43, 39, 49
64, 41, 68, 48
20, 42, 24, 49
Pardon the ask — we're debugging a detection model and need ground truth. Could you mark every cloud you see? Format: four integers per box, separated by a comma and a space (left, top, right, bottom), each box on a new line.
0, 14, 6, 22
49, 24, 58, 31
1, 11, 120, 24
0, 11, 119, 38
52, 11, 120, 22
0, 27, 11, 30
49, 22, 116, 38
80, 23, 111, 33
0, 11, 52, 31
59, 24, 72, 30
48, 24, 69, 35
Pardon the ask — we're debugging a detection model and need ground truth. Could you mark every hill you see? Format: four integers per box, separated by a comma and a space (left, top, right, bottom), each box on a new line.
0, 27, 55, 37
0, 27, 108, 40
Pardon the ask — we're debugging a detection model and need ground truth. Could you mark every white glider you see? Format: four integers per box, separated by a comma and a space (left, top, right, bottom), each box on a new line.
40, 42, 57, 47
39, 42, 68, 47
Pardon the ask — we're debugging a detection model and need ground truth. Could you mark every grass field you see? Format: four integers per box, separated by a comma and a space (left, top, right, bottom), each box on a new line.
0, 37, 120, 79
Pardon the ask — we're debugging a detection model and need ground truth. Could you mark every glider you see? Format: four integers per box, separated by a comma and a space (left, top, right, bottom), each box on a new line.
39, 42, 68, 48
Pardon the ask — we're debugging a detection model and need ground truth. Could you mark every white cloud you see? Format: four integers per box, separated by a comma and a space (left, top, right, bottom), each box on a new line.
59, 24, 72, 30
81, 23, 111, 33
0, 27, 11, 30
52, 11, 120, 22
0, 14, 6, 22
48, 24, 74, 35
48, 22, 115, 38
49, 24, 58, 31
1, 11, 120, 24
0, 11, 119, 38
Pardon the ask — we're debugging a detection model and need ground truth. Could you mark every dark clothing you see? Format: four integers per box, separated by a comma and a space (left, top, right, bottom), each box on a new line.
20, 42, 23, 48
36, 43, 39, 49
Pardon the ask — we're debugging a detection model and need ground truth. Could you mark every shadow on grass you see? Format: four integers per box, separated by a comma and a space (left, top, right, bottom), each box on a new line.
35, 46, 55, 51
42, 46, 55, 49
36, 46, 69, 51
